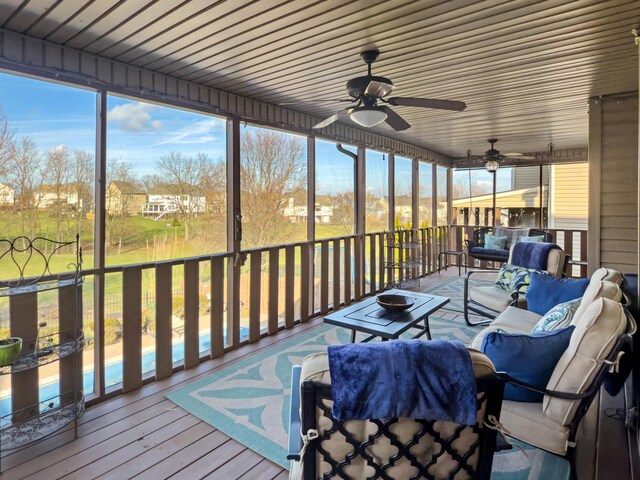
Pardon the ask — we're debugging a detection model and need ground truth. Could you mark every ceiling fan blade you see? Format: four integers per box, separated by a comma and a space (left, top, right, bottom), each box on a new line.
380, 106, 410, 131
386, 97, 467, 111
503, 152, 525, 156
364, 80, 395, 98
313, 108, 354, 129
505, 155, 536, 160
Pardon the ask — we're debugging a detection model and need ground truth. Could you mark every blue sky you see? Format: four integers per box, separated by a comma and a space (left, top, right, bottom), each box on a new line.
0, 71, 508, 197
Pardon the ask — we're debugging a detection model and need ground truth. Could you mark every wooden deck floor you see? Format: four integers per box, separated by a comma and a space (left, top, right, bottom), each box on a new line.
0, 270, 484, 480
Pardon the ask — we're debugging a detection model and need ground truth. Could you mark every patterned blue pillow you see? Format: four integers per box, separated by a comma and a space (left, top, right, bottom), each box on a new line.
484, 234, 507, 250
531, 298, 582, 333
495, 263, 546, 292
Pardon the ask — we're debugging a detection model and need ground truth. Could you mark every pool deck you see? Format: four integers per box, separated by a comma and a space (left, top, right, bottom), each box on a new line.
0, 269, 619, 479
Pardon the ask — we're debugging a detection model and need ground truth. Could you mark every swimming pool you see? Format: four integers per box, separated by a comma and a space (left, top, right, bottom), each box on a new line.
0, 328, 250, 419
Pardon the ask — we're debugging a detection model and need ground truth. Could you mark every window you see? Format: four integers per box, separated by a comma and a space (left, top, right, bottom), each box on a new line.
105, 94, 227, 388
452, 168, 496, 226
436, 166, 448, 225
0, 73, 96, 402
106, 95, 227, 264
240, 125, 307, 249
365, 150, 389, 232
315, 139, 356, 239
394, 156, 413, 228
418, 162, 433, 227
0, 72, 96, 271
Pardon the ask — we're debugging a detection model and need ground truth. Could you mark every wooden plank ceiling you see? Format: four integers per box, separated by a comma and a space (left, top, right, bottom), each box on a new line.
0, 0, 638, 159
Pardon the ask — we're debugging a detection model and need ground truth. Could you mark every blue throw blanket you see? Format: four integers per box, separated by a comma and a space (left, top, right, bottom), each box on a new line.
327, 340, 478, 425
511, 241, 560, 270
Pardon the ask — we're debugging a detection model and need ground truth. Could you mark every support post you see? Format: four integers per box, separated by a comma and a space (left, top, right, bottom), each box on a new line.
226, 116, 241, 347
93, 89, 107, 397
388, 153, 395, 231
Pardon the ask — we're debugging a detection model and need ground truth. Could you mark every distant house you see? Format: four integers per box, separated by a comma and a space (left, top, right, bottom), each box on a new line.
0, 183, 14, 208
283, 198, 333, 223
35, 184, 80, 211
106, 181, 146, 216
142, 186, 206, 220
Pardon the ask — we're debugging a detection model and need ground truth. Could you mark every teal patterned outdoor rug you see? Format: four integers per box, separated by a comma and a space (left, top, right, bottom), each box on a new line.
166, 317, 569, 478
422, 275, 494, 315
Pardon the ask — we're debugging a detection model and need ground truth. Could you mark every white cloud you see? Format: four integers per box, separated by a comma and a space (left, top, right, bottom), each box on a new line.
156, 118, 222, 146
108, 102, 163, 132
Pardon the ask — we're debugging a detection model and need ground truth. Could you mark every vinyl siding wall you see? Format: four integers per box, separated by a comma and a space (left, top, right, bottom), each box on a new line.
588, 94, 638, 275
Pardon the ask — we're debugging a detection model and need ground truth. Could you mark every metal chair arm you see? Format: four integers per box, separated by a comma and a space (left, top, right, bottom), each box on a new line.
495, 372, 592, 400
287, 365, 303, 460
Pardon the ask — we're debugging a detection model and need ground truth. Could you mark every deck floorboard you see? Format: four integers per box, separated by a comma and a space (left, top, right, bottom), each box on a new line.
1, 271, 464, 480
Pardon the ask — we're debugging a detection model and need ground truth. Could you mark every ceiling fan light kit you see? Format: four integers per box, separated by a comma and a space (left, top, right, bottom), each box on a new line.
350, 106, 387, 127
485, 159, 500, 172
312, 49, 466, 131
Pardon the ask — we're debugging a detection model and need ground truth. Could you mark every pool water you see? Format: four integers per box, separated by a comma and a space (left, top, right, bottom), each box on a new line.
0, 328, 250, 419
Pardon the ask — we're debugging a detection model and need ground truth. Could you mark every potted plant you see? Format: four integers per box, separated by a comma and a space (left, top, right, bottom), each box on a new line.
0, 337, 22, 366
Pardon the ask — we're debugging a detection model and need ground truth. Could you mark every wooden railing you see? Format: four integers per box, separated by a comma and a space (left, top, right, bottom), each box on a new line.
449, 225, 588, 277
1, 227, 452, 413
1, 224, 587, 416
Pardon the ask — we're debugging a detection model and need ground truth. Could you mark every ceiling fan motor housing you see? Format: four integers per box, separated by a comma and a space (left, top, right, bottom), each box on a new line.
346, 75, 393, 98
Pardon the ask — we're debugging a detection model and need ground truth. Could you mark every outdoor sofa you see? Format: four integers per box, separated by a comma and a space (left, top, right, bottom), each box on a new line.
469, 267, 635, 476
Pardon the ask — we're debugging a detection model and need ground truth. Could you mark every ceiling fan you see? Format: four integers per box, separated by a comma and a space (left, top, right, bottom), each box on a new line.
461, 139, 535, 172
310, 49, 466, 131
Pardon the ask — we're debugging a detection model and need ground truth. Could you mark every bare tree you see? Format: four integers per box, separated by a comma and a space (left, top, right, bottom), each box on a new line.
240, 130, 305, 248
106, 158, 136, 253
0, 108, 15, 181
44, 145, 71, 241
156, 152, 209, 242
140, 174, 161, 194
71, 149, 94, 238
330, 192, 355, 236
8, 136, 43, 238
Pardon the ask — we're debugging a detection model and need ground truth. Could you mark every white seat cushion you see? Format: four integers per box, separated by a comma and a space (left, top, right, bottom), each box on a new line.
469, 286, 514, 313
544, 297, 627, 425
500, 400, 570, 456
490, 306, 542, 333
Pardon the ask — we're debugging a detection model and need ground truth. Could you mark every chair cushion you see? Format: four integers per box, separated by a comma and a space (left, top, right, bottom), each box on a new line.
531, 298, 582, 333
490, 306, 542, 333
543, 297, 627, 425
469, 247, 509, 260
494, 263, 544, 292
572, 279, 622, 324
468, 285, 514, 313
480, 326, 574, 402
500, 400, 571, 456
484, 234, 507, 250
526, 273, 589, 315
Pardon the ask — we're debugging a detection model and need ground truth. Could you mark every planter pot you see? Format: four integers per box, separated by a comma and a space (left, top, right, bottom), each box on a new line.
0, 337, 22, 366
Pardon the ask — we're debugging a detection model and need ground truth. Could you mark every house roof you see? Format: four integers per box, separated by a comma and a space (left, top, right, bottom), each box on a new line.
109, 181, 145, 195
1, 1, 638, 160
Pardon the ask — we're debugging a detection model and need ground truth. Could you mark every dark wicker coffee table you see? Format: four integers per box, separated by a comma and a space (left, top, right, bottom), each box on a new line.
323, 289, 450, 343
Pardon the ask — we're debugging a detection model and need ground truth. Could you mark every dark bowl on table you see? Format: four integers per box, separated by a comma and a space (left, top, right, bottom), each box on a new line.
376, 294, 415, 311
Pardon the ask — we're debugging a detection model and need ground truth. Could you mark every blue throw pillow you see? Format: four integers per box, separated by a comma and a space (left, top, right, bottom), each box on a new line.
484, 234, 507, 250
481, 326, 575, 402
525, 273, 590, 315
